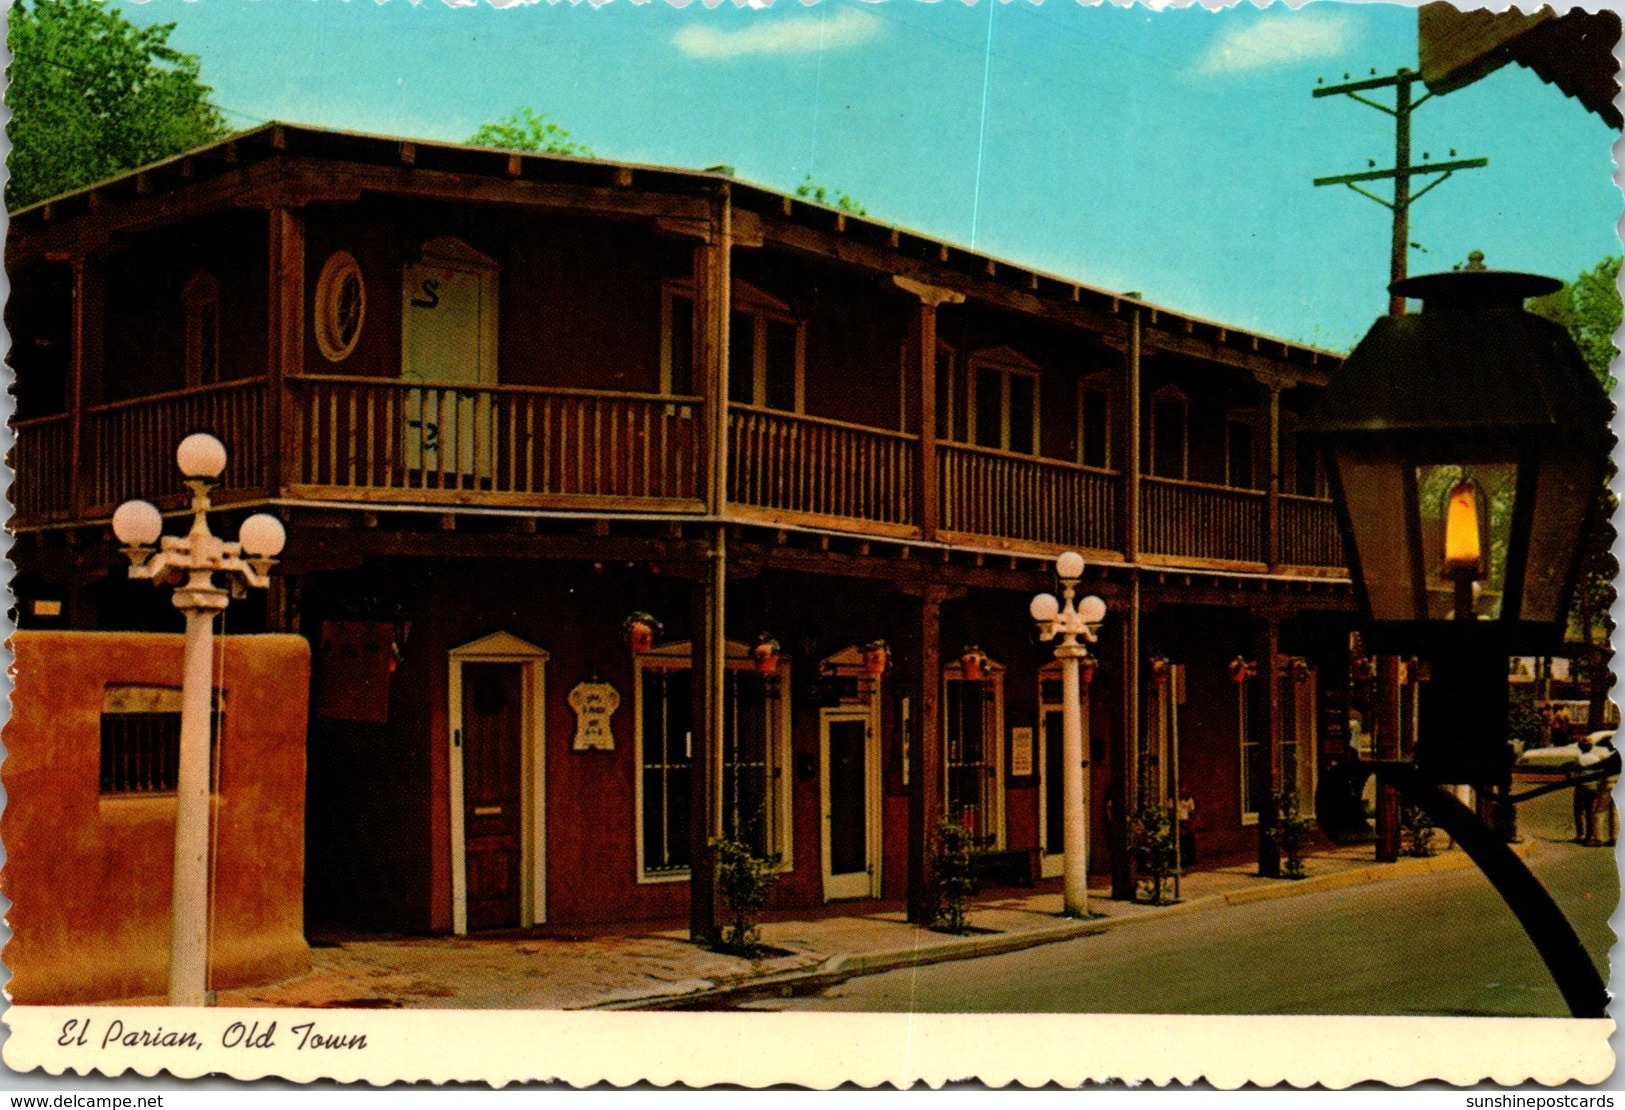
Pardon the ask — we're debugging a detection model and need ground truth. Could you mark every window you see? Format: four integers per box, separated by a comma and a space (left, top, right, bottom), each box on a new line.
662, 280, 804, 411
182, 270, 221, 388
1238, 676, 1262, 825
935, 342, 959, 440
967, 347, 1041, 455
1295, 438, 1328, 497
1078, 382, 1110, 468
635, 642, 793, 880
99, 685, 220, 796
1149, 389, 1189, 479
314, 250, 366, 363
943, 657, 1005, 848
1226, 416, 1257, 489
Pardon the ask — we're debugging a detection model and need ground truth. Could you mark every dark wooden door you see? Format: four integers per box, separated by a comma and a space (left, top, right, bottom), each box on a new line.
1044, 708, 1064, 856
827, 718, 868, 877
462, 662, 524, 930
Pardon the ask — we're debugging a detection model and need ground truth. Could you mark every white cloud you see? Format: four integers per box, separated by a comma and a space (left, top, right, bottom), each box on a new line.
1193, 12, 1353, 76
673, 7, 880, 60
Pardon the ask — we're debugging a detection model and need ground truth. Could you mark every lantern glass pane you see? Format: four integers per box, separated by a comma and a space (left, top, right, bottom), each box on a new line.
1520, 451, 1599, 627
1335, 450, 1417, 622
1415, 462, 1517, 620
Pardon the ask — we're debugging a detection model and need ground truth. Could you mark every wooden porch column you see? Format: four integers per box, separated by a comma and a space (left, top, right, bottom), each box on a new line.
1122, 303, 1143, 561
688, 533, 727, 941
1374, 653, 1403, 862
68, 253, 102, 519
903, 581, 959, 924
267, 206, 306, 498
697, 185, 733, 517
893, 277, 964, 541
1265, 383, 1283, 572
1111, 574, 1142, 900
1257, 615, 1284, 878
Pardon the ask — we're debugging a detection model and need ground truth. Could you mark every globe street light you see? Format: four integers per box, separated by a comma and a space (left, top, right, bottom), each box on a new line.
1031, 550, 1107, 917
112, 433, 285, 1007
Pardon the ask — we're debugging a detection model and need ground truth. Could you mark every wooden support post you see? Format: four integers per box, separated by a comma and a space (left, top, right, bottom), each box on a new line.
696, 186, 732, 517
268, 206, 306, 498
1266, 385, 1282, 572
894, 277, 964, 542
689, 530, 727, 942
1123, 305, 1142, 561
905, 583, 952, 924
1111, 574, 1141, 900
1257, 617, 1283, 878
1374, 654, 1403, 862
67, 256, 91, 518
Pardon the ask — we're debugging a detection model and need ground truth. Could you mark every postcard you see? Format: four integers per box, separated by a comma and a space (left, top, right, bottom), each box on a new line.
3, 0, 1618, 1089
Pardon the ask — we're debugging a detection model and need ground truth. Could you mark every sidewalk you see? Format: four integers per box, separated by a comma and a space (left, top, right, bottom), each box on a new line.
169, 836, 1534, 1013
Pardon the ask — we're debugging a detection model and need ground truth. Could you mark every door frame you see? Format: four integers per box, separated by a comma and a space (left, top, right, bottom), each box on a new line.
819, 705, 881, 901
1038, 662, 1064, 879
448, 631, 548, 935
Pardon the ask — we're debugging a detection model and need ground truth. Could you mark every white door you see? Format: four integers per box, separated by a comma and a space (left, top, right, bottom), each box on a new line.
821, 709, 880, 900
402, 238, 499, 481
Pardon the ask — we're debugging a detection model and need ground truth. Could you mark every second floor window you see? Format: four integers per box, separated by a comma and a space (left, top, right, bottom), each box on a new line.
1149, 390, 1189, 479
1078, 382, 1110, 469
1226, 417, 1257, 489
967, 347, 1041, 455
663, 280, 805, 412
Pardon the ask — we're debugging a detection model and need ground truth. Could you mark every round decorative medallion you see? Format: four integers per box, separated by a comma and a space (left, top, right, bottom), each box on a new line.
314, 250, 366, 362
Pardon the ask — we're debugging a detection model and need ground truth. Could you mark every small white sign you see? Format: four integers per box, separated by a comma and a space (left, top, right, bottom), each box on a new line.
1010, 726, 1034, 778
568, 681, 621, 751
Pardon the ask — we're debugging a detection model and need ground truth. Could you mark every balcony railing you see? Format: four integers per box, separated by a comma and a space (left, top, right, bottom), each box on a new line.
11, 376, 1346, 576
289, 376, 704, 509
1141, 475, 1267, 565
10, 412, 73, 522
87, 378, 269, 514
728, 405, 917, 533
1280, 492, 1345, 569
939, 442, 1120, 552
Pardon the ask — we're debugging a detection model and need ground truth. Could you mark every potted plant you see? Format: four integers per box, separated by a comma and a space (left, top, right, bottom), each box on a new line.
929, 818, 977, 934
1130, 801, 1179, 904
1270, 788, 1317, 878
623, 611, 662, 655
712, 834, 780, 956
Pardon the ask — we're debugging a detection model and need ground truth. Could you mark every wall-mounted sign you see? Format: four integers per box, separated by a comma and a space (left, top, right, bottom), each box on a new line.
568, 681, 621, 751
1010, 725, 1034, 778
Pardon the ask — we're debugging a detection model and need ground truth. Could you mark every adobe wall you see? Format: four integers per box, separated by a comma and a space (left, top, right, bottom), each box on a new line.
2, 632, 311, 1004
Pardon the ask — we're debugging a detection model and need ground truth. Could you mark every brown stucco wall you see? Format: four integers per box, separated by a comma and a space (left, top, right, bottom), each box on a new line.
2, 632, 311, 1004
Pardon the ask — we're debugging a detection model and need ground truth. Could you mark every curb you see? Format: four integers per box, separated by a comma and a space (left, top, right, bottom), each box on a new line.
589, 842, 1540, 1011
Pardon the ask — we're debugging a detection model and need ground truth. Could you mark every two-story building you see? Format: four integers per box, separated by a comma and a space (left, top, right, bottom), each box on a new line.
8, 124, 1360, 937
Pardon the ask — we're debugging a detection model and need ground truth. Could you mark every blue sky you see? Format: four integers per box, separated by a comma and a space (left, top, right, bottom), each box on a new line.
119, 0, 1621, 351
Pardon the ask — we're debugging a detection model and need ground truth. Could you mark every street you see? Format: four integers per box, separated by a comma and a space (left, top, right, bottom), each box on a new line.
745, 788, 1617, 1017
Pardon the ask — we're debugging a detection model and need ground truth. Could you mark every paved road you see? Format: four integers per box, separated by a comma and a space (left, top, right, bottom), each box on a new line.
747, 788, 1617, 1017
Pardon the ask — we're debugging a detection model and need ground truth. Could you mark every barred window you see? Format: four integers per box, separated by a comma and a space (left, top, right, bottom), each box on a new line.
99, 686, 221, 796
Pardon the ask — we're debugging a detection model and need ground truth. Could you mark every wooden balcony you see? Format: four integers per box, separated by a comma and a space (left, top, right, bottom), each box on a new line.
728, 405, 917, 535
288, 376, 704, 511
939, 442, 1120, 554
9, 378, 1346, 577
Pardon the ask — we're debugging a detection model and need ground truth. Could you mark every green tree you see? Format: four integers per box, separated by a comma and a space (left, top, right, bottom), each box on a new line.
467, 109, 593, 158
795, 175, 866, 216
7, 0, 229, 210
1530, 255, 1621, 390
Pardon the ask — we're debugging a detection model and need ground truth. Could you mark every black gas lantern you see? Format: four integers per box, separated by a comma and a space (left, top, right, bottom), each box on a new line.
1304, 260, 1611, 782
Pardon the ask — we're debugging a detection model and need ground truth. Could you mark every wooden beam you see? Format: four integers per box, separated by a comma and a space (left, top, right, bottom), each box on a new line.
267, 206, 305, 500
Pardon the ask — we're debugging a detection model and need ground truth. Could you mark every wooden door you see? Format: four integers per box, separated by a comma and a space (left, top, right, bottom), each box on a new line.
402, 242, 497, 480
821, 714, 873, 900
461, 661, 524, 930
1042, 707, 1065, 862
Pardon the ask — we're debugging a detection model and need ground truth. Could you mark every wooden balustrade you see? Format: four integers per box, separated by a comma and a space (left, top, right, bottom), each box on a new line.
1140, 475, 1267, 565
10, 413, 74, 523
728, 405, 916, 531
1279, 492, 1345, 569
290, 376, 703, 508
939, 442, 1120, 551
86, 378, 269, 513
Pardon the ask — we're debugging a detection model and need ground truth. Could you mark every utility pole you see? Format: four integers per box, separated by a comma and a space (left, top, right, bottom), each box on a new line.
1313, 68, 1488, 316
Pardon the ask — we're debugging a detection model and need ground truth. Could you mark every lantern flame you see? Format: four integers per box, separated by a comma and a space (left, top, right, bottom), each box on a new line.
1443, 479, 1483, 578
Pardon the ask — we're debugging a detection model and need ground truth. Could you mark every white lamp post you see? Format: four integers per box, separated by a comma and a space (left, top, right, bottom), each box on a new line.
1030, 551, 1107, 918
112, 433, 286, 1007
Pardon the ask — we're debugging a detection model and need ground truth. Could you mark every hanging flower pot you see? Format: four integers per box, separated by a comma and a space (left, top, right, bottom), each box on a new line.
1079, 654, 1099, 687
1290, 658, 1313, 684
753, 634, 782, 676
862, 639, 891, 679
1229, 656, 1258, 684
623, 611, 662, 655
960, 645, 988, 682
1148, 655, 1170, 686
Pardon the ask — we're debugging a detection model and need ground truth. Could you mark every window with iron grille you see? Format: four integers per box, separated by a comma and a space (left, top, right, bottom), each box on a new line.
98, 711, 222, 795
945, 677, 1003, 847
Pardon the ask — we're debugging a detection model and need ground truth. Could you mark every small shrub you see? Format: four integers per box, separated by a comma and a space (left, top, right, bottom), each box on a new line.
1400, 800, 1438, 858
713, 835, 780, 956
1130, 802, 1179, 904
930, 819, 977, 933
1270, 789, 1317, 879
